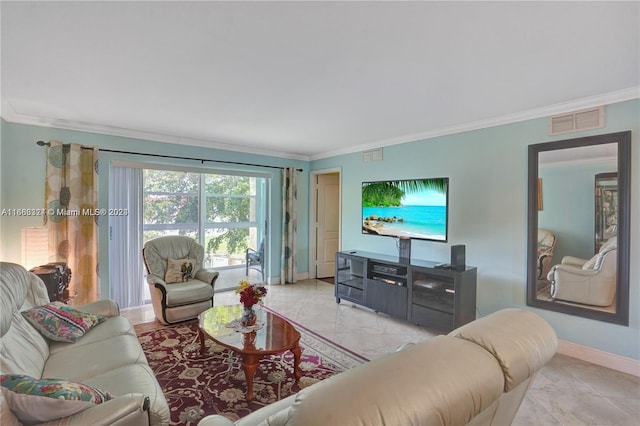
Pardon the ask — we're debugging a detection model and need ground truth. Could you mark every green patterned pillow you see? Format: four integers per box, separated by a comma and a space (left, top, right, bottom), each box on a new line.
0, 374, 114, 424
21, 301, 107, 343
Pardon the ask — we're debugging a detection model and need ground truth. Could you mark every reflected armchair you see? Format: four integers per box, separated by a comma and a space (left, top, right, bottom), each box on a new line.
142, 236, 219, 324
245, 240, 264, 281
547, 236, 617, 307
537, 229, 556, 281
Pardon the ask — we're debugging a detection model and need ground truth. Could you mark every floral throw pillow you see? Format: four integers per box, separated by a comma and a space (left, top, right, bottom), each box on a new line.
0, 374, 114, 424
165, 258, 196, 283
21, 302, 107, 343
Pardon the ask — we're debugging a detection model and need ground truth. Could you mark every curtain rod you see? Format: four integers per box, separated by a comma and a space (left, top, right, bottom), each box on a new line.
36, 141, 303, 172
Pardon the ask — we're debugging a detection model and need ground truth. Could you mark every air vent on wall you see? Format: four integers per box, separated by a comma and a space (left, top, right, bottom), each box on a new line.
363, 148, 383, 162
549, 106, 604, 135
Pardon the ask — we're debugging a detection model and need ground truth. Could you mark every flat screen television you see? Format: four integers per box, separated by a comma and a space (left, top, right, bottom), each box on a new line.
362, 177, 449, 242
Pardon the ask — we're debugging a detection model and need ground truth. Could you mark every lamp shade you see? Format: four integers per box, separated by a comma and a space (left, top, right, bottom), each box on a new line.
21, 226, 50, 269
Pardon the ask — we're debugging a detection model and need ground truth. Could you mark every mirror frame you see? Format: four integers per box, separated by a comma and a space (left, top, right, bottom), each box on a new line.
527, 131, 631, 325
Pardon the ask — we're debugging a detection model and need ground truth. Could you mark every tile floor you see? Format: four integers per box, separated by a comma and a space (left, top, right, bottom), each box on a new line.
122, 279, 640, 425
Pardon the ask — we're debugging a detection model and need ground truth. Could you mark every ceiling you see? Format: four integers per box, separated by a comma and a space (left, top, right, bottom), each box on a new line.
2, 1, 638, 160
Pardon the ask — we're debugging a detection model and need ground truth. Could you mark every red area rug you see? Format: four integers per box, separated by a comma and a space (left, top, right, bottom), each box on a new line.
135, 311, 366, 425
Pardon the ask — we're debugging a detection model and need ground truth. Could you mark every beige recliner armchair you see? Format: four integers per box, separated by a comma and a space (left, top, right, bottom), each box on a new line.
142, 236, 219, 324
547, 236, 617, 307
537, 228, 556, 281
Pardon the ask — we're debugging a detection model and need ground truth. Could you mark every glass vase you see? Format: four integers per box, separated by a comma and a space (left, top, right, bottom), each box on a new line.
241, 305, 257, 327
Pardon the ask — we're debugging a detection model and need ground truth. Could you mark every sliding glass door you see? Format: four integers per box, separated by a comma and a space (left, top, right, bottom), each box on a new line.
142, 169, 267, 269
110, 165, 268, 308
203, 174, 266, 268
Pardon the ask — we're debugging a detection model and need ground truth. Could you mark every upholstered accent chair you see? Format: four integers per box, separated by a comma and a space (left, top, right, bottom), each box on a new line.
142, 236, 219, 324
537, 228, 556, 281
245, 240, 264, 281
547, 236, 617, 307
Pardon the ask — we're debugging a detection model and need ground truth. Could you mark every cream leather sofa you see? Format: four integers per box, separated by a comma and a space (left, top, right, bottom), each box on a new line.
0, 262, 170, 425
199, 308, 557, 426
548, 236, 617, 306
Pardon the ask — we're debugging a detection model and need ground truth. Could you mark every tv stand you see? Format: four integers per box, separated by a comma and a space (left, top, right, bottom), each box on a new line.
335, 250, 477, 331
398, 237, 411, 264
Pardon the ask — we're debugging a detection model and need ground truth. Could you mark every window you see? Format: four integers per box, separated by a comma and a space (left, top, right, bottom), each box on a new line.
142, 169, 267, 269
144, 170, 200, 239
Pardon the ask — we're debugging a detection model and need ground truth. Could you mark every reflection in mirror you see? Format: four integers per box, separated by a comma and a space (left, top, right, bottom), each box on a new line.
527, 132, 630, 326
595, 172, 618, 252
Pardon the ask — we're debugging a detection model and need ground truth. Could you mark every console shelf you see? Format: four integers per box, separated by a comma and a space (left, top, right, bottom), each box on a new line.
335, 250, 477, 331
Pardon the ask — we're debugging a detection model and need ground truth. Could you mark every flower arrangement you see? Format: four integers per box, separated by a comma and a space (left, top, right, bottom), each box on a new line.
235, 280, 268, 308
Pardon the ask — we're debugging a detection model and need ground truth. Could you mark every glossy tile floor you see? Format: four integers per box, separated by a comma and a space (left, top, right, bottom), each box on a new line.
122, 278, 640, 425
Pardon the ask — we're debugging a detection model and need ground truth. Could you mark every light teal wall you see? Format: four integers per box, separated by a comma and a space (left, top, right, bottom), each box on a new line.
539, 162, 617, 265
0, 120, 310, 297
311, 99, 640, 360
2, 99, 638, 360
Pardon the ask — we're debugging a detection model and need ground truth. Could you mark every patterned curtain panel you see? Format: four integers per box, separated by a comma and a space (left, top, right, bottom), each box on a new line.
280, 167, 297, 284
45, 141, 99, 305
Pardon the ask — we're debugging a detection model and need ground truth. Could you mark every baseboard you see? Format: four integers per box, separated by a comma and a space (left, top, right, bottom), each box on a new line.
266, 272, 309, 285
558, 339, 640, 377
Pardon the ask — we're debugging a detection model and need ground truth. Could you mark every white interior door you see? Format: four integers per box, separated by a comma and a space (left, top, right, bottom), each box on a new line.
316, 173, 340, 278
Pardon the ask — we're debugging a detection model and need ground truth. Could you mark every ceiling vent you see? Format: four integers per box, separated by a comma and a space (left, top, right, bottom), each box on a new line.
549, 106, 604, 135
363, 148, 383, 162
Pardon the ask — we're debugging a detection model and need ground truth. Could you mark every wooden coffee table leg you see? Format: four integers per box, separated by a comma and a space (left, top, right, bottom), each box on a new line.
198, 328, 205, 355
241, 354, 261, 401
292, 338, 302, 381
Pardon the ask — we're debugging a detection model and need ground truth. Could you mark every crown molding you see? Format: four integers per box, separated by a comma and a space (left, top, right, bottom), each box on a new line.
0, 103, 310, 161
3, 86, 638, 163
310, 86, 640, 161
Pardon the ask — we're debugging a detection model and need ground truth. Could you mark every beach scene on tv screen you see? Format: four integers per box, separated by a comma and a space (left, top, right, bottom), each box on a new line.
362, 178, 448, 241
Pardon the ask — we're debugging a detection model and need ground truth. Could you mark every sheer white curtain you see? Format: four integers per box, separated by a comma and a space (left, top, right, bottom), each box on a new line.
109, 166, 145, 308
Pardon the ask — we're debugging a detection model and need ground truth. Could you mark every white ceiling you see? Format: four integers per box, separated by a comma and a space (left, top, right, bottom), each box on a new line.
2, 1, 638, 160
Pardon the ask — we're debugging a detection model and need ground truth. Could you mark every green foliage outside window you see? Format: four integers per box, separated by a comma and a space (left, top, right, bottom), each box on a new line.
362, 178, 448, 207
143, 170, 261, 261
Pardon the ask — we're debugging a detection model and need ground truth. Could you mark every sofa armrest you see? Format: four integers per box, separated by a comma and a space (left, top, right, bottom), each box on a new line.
38, 394, 151, 426
79, 300, 120, 317
552, 265, 598, 277
449, 308, 557, 392
197, 416, 236, 426
561, 256, 588, 267
147, 274, 167, 286
199, 393, 297, 426
195, 268, 219, 286
147, 275, 170, 296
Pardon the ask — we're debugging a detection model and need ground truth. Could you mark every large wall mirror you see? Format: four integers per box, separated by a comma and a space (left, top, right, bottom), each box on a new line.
527, 131, 631, 325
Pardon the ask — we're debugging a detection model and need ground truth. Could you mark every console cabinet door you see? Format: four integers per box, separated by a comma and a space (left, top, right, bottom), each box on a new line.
366, 279, 408, 318
335, 254, 366, 304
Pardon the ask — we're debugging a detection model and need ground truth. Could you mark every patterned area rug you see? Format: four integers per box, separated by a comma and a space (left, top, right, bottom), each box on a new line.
135, 310, 367, 425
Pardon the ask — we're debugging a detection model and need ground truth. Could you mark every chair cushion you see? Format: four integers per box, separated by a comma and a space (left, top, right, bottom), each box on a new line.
165, 258, 196, 284
164, 280, 214, 307
21, 302, 107, 343
48, 315, 137, 355
0, 374, 113, 424
43, 334, 148, 382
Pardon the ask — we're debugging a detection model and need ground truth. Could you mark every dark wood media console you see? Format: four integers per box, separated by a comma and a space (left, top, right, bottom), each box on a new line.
335, 250, 477, 332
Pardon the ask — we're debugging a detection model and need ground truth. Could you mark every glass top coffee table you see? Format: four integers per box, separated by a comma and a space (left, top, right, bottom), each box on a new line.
197, 304, 302, 401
